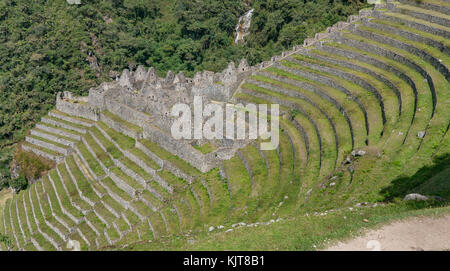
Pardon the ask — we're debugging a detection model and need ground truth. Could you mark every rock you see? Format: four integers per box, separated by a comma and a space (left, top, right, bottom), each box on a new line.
398, 131, 403, 136
344, 156, 352, 164
217, 225, 224, 229
208, 226, 214, 232
417, 131, 426, 139
67, 0, 81, 4
348, 165, 355, 173
329, 182, 336, 187
363, 219, 369, 223
404, 193, 429, 201
306, 189, 313, 196
225, 229, 233, 233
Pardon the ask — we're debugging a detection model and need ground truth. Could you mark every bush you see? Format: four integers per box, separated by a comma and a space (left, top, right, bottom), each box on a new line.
9, 174, 28, 192
14, 146, 53, 182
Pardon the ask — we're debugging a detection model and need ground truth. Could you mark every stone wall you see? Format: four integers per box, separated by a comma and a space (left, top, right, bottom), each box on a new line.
56, 92, 99, 121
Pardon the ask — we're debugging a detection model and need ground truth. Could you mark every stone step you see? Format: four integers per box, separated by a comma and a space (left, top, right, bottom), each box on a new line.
25, 136, 70, 156
49, 110, 95, 127
31, 129, 77, 148
21, 142, 64, 163
41, 116, 87, 134
36, 123, 82, 141
100, 111, 143, 140
390, 2, 450, 27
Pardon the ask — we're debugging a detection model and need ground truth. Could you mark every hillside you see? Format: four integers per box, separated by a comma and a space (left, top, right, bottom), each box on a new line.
0, 0, 449, 251
0, 0, 367, 185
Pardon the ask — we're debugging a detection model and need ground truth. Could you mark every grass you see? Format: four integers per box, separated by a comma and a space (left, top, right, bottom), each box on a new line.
37, 122, 84, 137
264, 63, 368, 148
97, 121, 136, 150
122, 203, 450, 250
140, 139, 201, 176
66, 155, 101, 203
51, 109, 95, 124
33, 128, 78, 143
129, 147, 161, 170
241, 82, 337, 179
22, 142, 60, 156
193, 142, 216, 154
84, 133, 114, 168
310, 46, 416, 150
278, 60, 383, 145
101, 177, 133, 202
252, 70, 353, 161
291, 53, 400, 135
76, 141, 106, 177
102, 110, 143, 133
44, 115, 87, 131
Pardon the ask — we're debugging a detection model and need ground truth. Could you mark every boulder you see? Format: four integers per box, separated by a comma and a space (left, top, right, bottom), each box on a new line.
403, 193, 428, 201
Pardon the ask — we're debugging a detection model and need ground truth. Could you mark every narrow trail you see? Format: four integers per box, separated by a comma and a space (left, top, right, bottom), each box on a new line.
325, 215, 450, 251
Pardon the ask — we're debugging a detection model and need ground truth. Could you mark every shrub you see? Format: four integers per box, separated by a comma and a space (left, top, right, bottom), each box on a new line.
10, 174, 28, 192
14, 145, 54, 182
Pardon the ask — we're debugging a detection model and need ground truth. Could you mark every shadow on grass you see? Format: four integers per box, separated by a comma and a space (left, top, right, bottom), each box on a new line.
380, 153, 450, 203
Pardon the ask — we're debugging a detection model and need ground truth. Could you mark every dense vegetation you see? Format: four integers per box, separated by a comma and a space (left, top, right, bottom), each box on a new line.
0, 0, 368, 189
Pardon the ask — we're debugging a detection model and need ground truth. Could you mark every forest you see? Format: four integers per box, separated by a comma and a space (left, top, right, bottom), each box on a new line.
0, 0, 368, 189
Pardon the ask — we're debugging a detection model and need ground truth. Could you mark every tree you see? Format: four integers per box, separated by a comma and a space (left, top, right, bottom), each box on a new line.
9, 174, 27, 193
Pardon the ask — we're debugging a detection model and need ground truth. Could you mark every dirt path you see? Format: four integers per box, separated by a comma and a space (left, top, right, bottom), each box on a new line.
0, 189, 13, 208
326, 215, 450, 251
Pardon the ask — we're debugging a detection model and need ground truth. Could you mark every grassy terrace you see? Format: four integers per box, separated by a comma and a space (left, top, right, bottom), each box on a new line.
252, 70, 352, 162
241, 82, 337, 179
10, 196, 26, 248
193, 143, 216, 154
46, 170, 77, 228
44, 115, 87, 131
97, 121, 136, 150
29, 183, 64, 247
66, 155, 101, 203
35, 180, 68, 239
371, 17, 450, 47
129, 147, 160, 170
235, 93, 318, 205
344, 31, 448, 156
302, 36, 448, 208
395, 2, 450, 20
37, 122, 84, 137
329, 38, 433, 153
222, 155, 252, 217
265, 62, 368, 149
56, 163, 90, 211
310, 47, 417, 150
102, 110, 143, 133
383, 11, 450, 33
27, 135, 69, 151
51, 110, 95, 125
16, 191, 32, 240
140, 139, 201, 177
291, 53, 401, 135
33, 128, 78, 144
84, 132, 114, 168
358, 24, 450, 71
89, 126, 123, 159
240, 145, 269, 217
22, 141, 61, 156
278, 60, 384, 145
76, 141, 105, 177
160, 206, 180, 234
101, 177, 133, 203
